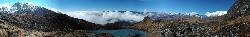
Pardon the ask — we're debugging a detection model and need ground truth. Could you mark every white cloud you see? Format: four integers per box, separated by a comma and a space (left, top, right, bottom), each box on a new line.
0, 3, 11, 8
63, 11, 145, 25
26, 2, 38, 6
205, 11, 227, 17
46, 7, 62, 12
0, 3, 11, 12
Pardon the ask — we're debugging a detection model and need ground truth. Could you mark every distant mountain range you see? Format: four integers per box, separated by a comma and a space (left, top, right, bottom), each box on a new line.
0, 2, 221, 25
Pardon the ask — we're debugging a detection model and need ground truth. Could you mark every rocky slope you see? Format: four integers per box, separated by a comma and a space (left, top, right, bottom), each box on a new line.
0, 5, 102, 31
225, 0, 250, 20
132, 0, 250, 37
0, 2, 105, 37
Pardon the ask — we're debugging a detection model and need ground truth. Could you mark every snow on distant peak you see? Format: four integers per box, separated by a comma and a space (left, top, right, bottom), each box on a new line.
205, 11, 227, 17
189, 12, 198, 16
0, 2, 46, 14
11, 2, 39, 11
0, 2, 54, 16
0, 3, 11, 12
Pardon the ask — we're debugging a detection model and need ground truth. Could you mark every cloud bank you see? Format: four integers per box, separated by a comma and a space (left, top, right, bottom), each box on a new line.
63, 11, 145, 25
205, 11, 227, 17
0, 3, 11, 8
0, 3, 11, 11
57, 9, 227, 25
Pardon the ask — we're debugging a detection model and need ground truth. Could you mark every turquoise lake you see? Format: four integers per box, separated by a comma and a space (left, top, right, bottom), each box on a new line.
90, 29, 148, 36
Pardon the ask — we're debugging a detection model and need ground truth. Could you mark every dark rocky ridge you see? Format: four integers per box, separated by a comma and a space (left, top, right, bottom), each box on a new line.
132, 0, 250, 37
0, 8, 102, 31
224, 0, 250, 20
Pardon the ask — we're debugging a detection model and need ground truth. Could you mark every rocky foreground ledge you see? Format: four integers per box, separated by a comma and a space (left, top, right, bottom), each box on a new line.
132, 0, 250, 37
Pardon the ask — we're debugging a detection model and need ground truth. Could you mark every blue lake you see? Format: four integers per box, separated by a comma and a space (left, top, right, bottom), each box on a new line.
89, 29, 148, 36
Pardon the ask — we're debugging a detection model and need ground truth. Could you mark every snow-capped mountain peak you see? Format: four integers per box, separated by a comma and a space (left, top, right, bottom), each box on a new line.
0, 2, 52, 16
11, 2, 22, 11
10, 2, 40, 13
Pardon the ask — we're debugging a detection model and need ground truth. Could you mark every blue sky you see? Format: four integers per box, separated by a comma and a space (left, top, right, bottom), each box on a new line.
0, 0, 235, 14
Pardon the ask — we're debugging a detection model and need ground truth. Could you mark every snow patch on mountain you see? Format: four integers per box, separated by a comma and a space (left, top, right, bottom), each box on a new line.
190, 12, 198, 16
205, 11, 227, 17
0, 2, 43, 13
